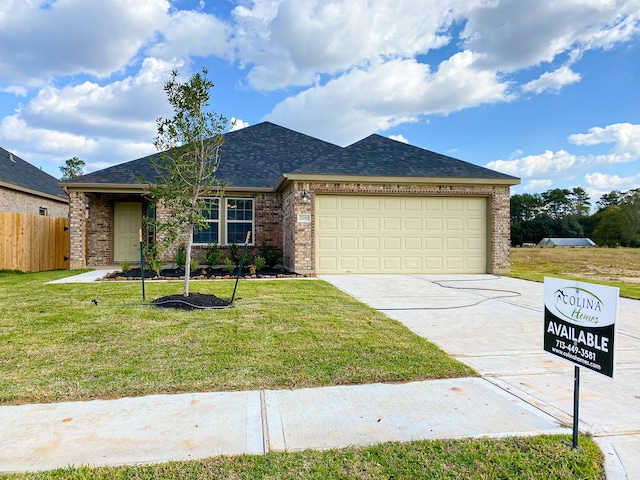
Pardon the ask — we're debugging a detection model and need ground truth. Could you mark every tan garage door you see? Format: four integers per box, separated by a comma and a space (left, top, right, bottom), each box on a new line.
316, 195, 487, 274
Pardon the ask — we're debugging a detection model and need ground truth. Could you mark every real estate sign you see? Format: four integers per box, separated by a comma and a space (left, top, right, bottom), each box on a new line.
543, 277, 618, 378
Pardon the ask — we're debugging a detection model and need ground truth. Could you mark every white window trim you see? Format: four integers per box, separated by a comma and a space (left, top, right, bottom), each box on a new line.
225, 197, 254, 246
192, 197, 254, 246
193, 198, 221, 246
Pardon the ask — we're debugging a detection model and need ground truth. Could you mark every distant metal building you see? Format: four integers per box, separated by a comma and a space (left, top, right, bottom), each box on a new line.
537, 238, 596, 248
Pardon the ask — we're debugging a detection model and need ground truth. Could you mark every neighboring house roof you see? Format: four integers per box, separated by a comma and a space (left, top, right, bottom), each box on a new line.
537, 238, 596, 247
0, 147, 68, 201
62, 122, 519, 190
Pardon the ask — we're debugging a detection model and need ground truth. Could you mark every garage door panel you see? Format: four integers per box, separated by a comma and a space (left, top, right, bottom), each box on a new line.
361, 257, 380, 270
383, 217, 401, 230
362, 236, 380, 250
362, 217, 380, 229
316, 195, 487, 274
383, 257, 402, 269
340, 237, 358, 250
383, 237, 401, 250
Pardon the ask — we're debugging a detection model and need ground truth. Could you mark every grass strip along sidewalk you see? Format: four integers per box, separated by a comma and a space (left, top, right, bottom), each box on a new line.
1, 435, 603, 480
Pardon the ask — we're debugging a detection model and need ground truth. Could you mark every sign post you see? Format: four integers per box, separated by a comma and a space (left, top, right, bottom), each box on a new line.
543, 277, 618, 449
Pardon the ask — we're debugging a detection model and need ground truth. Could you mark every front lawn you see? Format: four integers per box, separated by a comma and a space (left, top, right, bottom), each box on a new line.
0, 270, 474, 404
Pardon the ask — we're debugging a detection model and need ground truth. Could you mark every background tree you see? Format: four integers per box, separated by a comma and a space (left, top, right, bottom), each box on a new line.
145, 68, 227, 296
569, 187, 591, 216
59, 157, 85, 180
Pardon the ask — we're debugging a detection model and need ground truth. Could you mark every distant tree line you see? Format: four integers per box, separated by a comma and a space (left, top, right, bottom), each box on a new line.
511, 187, 640, 248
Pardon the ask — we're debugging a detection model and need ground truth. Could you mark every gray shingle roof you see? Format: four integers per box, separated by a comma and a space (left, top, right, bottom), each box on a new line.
292, 134, 518, 179
63, 122, 518, 189
0, 147, 68, 200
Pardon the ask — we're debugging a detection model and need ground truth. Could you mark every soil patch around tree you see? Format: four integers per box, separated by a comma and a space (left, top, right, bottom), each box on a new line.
151, 293, 231, 310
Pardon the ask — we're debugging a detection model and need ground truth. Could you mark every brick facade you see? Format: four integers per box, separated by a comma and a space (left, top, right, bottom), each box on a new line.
69, 183, 512, 273
0, 186, 68, 218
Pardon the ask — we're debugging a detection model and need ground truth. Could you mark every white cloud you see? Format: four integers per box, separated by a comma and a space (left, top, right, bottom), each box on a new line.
522, 66, 582, 94
490, 120, 640, 196
148, 9, 231, 60
523, 179, 553, 191
233, 0, 459, 91
584, 171, 640, 199
569, 123, 640, 157
0, 0, 170, 85
266, 54, 511, 145
0, 57, 174, 172
389, 134, 409, 144
461, 0, 640, 72
230, 118, 250, 131
486, 150, 581, 178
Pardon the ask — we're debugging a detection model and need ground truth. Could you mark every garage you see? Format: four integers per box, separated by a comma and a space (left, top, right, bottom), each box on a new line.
315, 194, 488, 274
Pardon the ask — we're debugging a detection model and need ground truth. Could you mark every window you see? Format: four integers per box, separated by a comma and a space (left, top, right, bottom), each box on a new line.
192, 197, 254, 245
193, 198, 220, 244
226, 198, 254, 244
38, 207, 48, 216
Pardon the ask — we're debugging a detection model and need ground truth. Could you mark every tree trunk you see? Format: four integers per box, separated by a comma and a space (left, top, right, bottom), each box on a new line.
183, 227, 194, 296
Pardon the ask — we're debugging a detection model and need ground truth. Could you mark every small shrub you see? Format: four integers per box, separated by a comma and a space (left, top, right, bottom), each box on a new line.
229, 242, 241, 265
120, 260, 131, 273
190, 257, 199, 272
223, 256, 235, 273
174, 244, 187, 268
254, 255, 266, 272
205, 243, 222, 268
144, 244, 162, 276
259, 243, 283, 268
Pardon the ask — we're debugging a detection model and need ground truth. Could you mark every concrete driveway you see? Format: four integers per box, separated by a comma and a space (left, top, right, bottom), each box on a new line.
320, 274, 640, 480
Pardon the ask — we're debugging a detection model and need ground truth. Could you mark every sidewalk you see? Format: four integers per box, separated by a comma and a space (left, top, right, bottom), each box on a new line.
0, 378, 567, 473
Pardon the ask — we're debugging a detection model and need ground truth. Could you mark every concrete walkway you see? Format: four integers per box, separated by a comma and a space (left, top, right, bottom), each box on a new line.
2, 272, 638, 478
320, 274, 640, 480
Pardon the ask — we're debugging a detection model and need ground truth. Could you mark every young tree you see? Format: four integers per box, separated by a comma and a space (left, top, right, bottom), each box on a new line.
147, 68, 227, 296
59, 156, 85, 180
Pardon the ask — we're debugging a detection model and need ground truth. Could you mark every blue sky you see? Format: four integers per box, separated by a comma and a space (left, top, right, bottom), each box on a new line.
1, 0, 639, 204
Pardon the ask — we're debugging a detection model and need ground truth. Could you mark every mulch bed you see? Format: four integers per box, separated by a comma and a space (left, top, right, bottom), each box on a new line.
100, 267, 308, 281
151, 293, 231, 310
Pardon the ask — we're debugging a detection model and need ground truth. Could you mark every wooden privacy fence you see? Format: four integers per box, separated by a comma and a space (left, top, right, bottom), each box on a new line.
0, 213, 69, 272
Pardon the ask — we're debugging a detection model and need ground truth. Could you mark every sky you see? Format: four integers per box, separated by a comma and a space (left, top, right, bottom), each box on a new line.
1, 0, 639, 205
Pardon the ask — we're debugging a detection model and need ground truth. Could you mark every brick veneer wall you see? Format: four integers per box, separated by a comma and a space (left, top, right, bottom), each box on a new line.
288, 181, 513, 274
68, 191, 87, 269
73, 193, 285, 267
0, 186, 68, 218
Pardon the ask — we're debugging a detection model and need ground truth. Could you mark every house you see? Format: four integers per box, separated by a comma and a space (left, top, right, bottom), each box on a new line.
0, 147, 68, 217
537, 238, 596, 248
61, 122, 520, 274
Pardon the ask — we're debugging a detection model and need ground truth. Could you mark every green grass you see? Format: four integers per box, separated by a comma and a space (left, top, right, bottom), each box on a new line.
1, 435, 603, 480
0, 270, 474, 404
508, 247, 640, 299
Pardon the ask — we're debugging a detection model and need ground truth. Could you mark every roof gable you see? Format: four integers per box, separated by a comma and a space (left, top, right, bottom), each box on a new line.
292, 134, 517, 180
0, 147, 68, 200
65, 122, 343, 189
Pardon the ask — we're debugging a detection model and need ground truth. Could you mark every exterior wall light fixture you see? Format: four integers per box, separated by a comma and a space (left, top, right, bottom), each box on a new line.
300, 190, 310, 203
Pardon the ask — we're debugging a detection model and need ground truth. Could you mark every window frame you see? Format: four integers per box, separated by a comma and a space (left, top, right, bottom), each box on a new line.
225, 197, 254, 245
192, 198, 221, 245
191, 197, 254, 246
